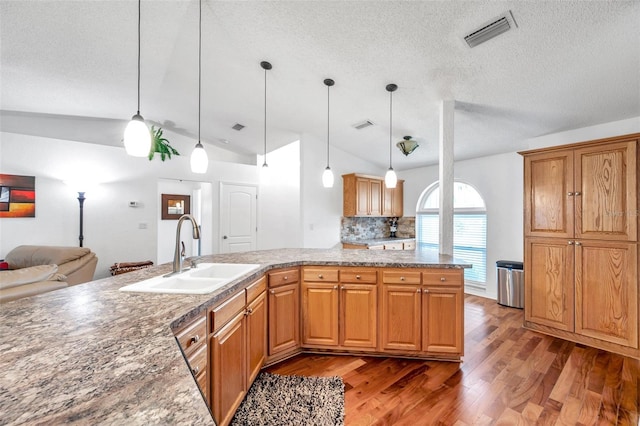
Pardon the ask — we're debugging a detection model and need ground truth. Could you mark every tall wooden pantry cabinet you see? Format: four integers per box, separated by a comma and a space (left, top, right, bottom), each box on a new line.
520, 133, 639, 359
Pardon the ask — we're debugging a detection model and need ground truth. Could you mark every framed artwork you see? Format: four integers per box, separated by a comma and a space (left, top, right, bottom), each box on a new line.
0, 174, 36, 218
161, 194, 190, 220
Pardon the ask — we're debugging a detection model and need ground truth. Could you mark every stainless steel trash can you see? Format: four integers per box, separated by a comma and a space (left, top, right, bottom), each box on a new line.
496, 260, 524, 308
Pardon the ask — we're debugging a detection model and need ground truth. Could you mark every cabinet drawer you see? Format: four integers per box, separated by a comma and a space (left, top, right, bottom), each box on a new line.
384, 242, 404, 250
403, 241, 416, 250
269, 268, 299, 287
188, 343, 207, 377
340, 269, 377, 284
211, 290, 245, 333
382, 270, 421, 284
246, 276, 266, 304
175, 316, 207, 355
368, 245, 385, 250
423, 269, 463, 285
303, 267, 339, 282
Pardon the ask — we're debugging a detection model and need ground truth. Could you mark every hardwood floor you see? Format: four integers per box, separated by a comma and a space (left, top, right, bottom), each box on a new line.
266, 294, 640, 425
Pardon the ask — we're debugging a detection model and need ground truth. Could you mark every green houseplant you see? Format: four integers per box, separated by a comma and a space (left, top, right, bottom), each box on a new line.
149, 126, 180, 161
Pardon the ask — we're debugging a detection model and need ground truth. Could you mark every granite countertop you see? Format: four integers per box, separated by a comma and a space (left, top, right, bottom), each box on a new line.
0, 248, 470, 425
341, 237, 416, 246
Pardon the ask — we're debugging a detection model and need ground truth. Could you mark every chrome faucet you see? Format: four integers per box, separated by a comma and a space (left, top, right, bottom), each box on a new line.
167, 214, 201, 276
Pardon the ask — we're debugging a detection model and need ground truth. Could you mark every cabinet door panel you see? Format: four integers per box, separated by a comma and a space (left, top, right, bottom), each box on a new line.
356, 178, 370, 216
525, 238, 575, 331
302, 283, 339, 346
246, 291, 267, 386
422, 287, 463, 354
575, 141, 637, 241
575, 242, 638, 348
211, 311, 246, 426
341, 284, 377, 349
369, 179, 382, 216
381, 285, 421, 351
268, 283, 300, 355
524, 151, 574, 238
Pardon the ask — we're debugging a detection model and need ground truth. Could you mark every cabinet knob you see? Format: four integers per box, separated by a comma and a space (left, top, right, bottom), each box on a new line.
245, 308, 253, 315
440, 277, 446, 282
424, 289, 429, 293
575, 241, 582, 246
416, 288, 421, 293
283, 276, 288, 280
567, 192, 574, 196
270, 289, 275, 294
568, 241, 574, 245
191, 335, 200, 344
333, 285, 338, 290
400, 276, 405, 281
340, 286, 345, 290
192, 366, 200, 375
318, 274, 324, 279
574, 191, 581, 196
356, 275, 361, 279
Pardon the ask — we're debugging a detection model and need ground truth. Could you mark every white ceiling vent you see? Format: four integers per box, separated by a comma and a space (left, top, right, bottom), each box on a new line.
232, 123, 245, 131
353, 120, 375, 130
464, 11, 517, 48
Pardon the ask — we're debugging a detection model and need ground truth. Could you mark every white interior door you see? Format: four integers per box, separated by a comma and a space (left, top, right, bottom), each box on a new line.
220, 183, 257, 253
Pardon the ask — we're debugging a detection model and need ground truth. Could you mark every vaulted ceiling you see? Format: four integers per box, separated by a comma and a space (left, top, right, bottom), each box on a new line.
1, 0, 639, 170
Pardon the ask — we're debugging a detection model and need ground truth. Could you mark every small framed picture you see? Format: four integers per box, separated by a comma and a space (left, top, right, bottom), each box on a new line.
161, 194, 190, 220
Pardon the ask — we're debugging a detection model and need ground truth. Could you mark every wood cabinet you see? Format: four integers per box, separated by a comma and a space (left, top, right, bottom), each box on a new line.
343, 173, 403, 217
209, 276, 267, 426
174, 315, 208, 405
267, 268, 300, 362
301, 267, 377, 350
381, 269, 464, 356
383, 181, 404, 217
521, 134, 639, 358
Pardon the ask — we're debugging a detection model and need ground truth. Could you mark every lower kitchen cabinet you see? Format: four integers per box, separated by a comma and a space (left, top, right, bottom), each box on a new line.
301, 267, 377, 350
381, 269, 464, 356
211, 310, 246, 426
246, 290, 267, 384
267, 268, 300, 361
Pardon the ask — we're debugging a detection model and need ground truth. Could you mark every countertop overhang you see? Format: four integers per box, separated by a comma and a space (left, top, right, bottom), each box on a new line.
0, 248, 470, 425
341, 237, 416, 246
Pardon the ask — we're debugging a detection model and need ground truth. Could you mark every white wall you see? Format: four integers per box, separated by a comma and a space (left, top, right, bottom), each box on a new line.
300, 132, 383, 248
0, 132, 260, 278
257, 141, 303, 249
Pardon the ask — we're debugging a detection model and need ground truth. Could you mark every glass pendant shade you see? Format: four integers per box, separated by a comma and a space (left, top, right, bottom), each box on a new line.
385, 168, 397, 188
396, 136, 419, 156
124, 114, 151, 157
322, 167, 334, 188
190, 142, 208, 173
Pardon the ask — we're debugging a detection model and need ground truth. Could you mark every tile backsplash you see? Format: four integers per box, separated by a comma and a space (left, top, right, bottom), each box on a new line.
341, 216, 416, 240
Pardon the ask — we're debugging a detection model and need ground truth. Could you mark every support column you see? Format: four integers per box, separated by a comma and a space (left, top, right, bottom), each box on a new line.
439, 100, 454, 256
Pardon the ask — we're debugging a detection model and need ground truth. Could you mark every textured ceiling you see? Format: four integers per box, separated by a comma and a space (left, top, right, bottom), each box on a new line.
1, 0, 639, 170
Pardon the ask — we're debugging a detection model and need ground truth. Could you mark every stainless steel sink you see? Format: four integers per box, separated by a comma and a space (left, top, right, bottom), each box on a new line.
119, 263, 261, 294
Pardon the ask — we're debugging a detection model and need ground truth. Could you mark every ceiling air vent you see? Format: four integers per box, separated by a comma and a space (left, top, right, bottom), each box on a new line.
464, 11, 517, 48
232, 123, 245, 131
353, 120, 374, 130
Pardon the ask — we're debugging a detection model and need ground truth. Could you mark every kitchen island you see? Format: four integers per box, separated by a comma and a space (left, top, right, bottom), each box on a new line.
0, 248, 470, 425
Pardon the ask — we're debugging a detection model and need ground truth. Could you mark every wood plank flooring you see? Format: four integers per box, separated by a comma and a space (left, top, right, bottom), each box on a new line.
266, 294, 640, 425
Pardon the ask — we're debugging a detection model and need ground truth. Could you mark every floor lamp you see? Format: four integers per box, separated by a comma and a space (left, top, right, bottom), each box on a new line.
77, 191, 86, 247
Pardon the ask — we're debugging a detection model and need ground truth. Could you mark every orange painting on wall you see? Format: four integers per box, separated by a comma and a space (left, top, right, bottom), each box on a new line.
0, 174, 36, 218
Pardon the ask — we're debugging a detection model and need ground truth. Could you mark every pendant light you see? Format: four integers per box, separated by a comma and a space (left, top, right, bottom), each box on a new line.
123, 0, 152, 157
260, 61, 272, 168
322, 78, 335, 188
397, 135, 419, 156
384, 83, 398, 188
190, 0, 208, 174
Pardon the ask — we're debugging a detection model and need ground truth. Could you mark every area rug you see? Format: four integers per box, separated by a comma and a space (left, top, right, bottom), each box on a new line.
231, 372, 345, 426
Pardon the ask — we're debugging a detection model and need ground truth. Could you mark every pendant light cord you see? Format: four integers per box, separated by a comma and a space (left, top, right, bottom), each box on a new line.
198, 0, 202, 143
389, 90, 393, 169
136, 0, 141, 115
264, 68, 267, 159
326, 84, 330, 168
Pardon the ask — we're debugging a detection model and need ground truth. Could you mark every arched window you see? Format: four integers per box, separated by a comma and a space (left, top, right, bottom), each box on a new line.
416, 181, 487, 286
